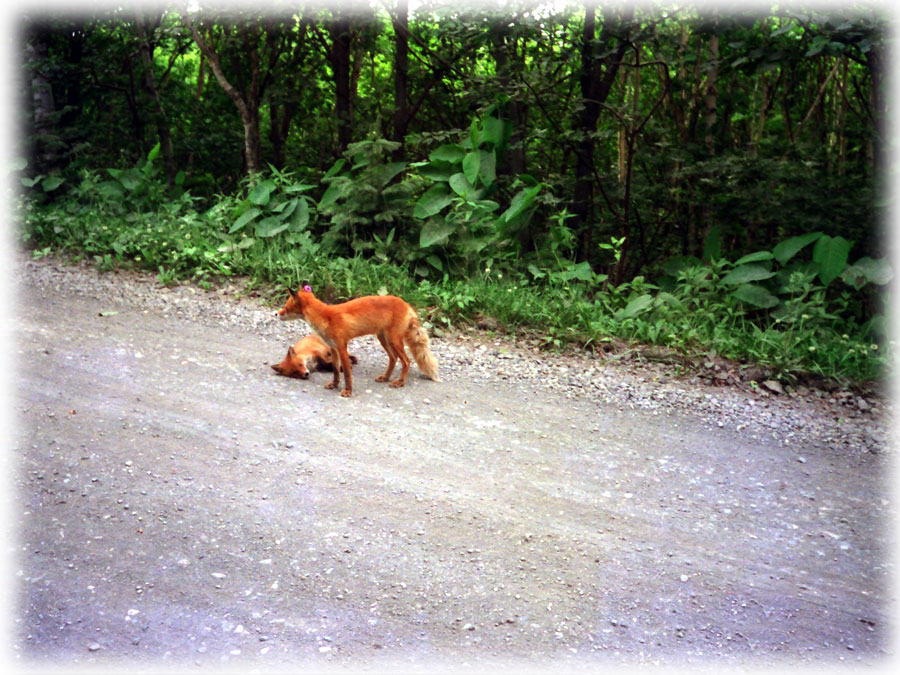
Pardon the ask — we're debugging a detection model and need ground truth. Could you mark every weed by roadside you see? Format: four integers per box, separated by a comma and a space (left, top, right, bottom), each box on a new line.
14, 147, 892, 387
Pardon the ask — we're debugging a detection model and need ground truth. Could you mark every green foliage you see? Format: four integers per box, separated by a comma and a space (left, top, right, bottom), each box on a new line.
19, 158, 892, 383
315, 138, 415, 256
636, 232, 892, 380
410, 104, 544, 277
228, 165, 316, 240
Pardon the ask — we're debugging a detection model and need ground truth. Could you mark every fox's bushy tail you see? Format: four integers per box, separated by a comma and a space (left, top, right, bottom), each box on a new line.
404, 308, 440, 381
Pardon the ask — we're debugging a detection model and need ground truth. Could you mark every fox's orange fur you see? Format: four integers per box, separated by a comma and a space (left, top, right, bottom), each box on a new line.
271, 333, 357, 379
276, 285, 439, 397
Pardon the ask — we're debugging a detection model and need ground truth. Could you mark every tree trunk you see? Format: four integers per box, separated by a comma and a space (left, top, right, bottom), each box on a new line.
703, 15, 719, 153
25, 29, 57, 171
835, 57, 848, 175
864, 46, 884, 174
490, 20, 526, 176
329, 18, 354, 154
182, 12, 262, 175
391, 0, 409, 158
268, 100, 297, 170
572, 2, 599, 259
571, 0, 632, 262
134, 9, 177, 186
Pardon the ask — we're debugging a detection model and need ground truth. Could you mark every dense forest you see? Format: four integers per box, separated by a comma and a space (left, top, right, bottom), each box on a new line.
16, 1, 893, 383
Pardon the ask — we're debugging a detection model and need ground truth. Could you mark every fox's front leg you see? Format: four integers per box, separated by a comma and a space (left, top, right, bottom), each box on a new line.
337, 346, 354, 397
324, 347, 341, 390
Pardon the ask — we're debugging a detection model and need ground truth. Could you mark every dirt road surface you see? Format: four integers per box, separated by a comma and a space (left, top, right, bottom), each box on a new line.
8, 257, 894, 672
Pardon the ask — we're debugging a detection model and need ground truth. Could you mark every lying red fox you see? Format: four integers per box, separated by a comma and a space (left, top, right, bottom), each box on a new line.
271, 333, 357, 379
276, 283, 439, 397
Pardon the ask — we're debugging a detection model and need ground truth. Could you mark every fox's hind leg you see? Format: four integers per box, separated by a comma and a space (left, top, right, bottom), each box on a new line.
374, 332, 398, 383
387, 333, 411, 388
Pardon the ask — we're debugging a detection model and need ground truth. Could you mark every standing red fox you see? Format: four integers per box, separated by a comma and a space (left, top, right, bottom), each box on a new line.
271, 333, 357, 379
276, 284, 439, 397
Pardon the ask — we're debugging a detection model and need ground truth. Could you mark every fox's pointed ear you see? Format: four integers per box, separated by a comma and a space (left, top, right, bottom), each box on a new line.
288, 287, 299, 300
287, 346, 297, 358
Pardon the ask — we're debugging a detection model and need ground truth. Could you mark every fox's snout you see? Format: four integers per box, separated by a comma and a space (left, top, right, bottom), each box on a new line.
271, 362, 309, 379
277, 289, 305, 321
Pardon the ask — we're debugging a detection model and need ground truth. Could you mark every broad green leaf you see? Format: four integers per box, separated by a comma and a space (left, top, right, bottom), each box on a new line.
449, 172, 477, 201
617, 294, 654, 319
469, 118, 480, 148
806, 35, 829, 57
499, 185, 540, 225
702, 225, 722, 262
482, 117, 504, 147
419, 160, 456, 182
773, 232, 822, 264
318, 181, 343, 209
732, 283, 779, 308
283, 182, 315, 194
478, 150, 496, 187
323, 158, 346, 179
272, 197, 298, 215
733, 250, 774, 266
562, 261, 594, 282
474, 199, 500, 212
291, 197, 310, 231
721, 263, 776, 285
429, 144, 465, 163
249, 180, 276, 206
117, 168, 144, 191
414, 183, 454, 218
812, 235, 852, 285
462, 151, 480, 185
655, 291, 684, 309
229, 206, 261, 233
146, 142, 161, 162
41, 175, 64, 192
419, 217, 456, 248
528, 263, 546, 279
255, 215, 290, 238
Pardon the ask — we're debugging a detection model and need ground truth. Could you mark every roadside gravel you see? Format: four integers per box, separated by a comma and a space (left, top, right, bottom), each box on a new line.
23, 254, 891, 457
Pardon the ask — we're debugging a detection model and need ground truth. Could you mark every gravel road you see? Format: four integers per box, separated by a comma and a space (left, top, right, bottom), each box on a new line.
9, 255, 894, 671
